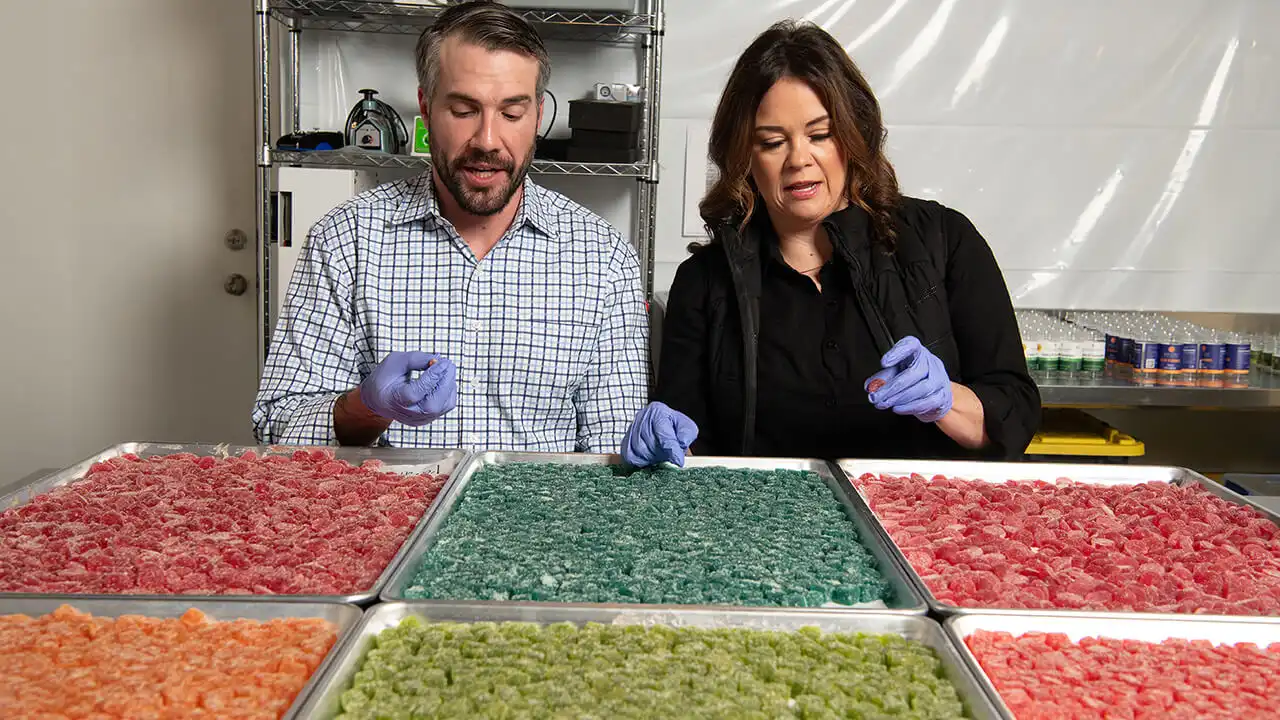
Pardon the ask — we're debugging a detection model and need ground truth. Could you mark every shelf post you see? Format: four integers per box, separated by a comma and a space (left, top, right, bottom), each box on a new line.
256, 0, 274, 366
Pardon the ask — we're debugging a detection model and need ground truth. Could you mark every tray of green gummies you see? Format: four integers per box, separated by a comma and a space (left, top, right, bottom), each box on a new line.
297, 602, 1001, 719
380, 452, 925, 613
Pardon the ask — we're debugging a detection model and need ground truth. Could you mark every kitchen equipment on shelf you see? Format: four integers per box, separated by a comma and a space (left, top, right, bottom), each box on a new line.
345, 89, 409, 154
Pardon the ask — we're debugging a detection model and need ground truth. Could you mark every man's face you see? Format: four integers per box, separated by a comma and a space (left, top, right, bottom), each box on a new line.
420, 36, 542, 217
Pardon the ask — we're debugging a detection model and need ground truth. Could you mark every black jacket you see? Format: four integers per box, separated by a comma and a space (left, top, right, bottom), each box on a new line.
655, 197, 1041, 459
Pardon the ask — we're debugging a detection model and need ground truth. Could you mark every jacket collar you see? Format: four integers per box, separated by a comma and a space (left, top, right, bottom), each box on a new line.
718, 201, 877, 272
389, 170, 555, 237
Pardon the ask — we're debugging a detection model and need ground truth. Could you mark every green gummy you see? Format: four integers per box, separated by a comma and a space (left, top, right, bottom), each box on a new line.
339, 618, 968, 718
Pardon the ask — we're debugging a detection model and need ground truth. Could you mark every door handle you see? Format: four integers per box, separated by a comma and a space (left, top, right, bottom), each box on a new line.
225, 228, 248, 251
224, 274, 249, 296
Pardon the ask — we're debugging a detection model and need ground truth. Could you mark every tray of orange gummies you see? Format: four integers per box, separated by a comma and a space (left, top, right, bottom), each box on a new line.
0, 598, 361, 719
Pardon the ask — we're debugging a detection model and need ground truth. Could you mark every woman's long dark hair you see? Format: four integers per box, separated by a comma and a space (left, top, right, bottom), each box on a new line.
700, 20, 901, 248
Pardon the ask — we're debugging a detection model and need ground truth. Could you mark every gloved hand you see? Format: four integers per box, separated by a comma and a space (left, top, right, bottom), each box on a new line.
621, 402, 699, 468
360, 351, 457, 426
865, 336, 953, 423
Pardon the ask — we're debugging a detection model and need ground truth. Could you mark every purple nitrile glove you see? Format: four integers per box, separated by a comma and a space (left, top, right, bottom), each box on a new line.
621, 401, 699, 468
360, 351, 458, 426
865, 336, 953, 423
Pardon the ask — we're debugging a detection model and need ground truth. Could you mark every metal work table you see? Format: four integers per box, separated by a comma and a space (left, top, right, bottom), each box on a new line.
1038, 371, 1280, 409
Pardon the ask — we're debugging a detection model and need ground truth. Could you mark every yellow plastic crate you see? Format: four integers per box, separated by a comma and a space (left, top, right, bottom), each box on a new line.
1024, 409, 1145, 461
1027, 427, 1145, 457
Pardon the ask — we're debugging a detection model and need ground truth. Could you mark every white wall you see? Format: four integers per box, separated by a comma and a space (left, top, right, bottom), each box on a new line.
0, 1, 258, 487
652, 0, 1280, 312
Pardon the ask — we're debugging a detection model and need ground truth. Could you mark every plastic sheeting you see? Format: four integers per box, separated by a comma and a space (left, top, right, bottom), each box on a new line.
301, 0, 1280, 312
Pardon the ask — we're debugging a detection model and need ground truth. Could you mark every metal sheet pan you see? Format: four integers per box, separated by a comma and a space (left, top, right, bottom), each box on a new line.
380, 451, 926, 614
835, 459, 1280, 622
944, 612, 1280, 720
0, 442, 468, 605
0, 597, 363, 720
300, 601, 1002, 720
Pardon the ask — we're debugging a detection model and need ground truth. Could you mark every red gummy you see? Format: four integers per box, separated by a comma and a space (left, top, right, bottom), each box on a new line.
0, 452, 448, 595
967, 629, 1280, 719
868, 379, 886, 393
853, 472, 1280, 615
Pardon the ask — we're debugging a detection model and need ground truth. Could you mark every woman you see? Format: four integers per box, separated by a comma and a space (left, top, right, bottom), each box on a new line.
622, 20, 1040, 466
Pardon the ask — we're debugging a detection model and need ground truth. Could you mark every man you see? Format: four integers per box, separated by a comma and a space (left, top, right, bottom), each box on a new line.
252, 0, 648, 452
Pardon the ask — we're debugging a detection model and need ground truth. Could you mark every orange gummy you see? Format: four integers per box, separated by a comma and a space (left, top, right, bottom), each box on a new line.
0, 605, 336, 720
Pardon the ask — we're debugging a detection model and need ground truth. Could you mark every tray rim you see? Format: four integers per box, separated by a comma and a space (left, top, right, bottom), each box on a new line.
378, 451, 927, 614
0, 596, 365, 720
297, 600, 1002, 720
942, 611, 1280, 720
833, 458, 1280, 623
0, 442, 470, 605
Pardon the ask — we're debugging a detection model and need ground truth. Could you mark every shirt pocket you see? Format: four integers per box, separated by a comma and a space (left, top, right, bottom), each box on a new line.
506, 308, 599, 395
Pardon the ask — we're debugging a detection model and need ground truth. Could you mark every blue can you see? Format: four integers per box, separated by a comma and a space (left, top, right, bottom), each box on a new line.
1157, 344, 1182, 386
1199, 342, 1226, 387
1118, 337, 1134, 367
1178, 343, 1200, 386
1226, 342, 1251, 387
1131, 340, 1161, 384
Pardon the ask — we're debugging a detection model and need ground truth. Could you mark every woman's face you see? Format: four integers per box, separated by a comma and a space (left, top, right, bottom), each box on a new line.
749, 77, 848, 231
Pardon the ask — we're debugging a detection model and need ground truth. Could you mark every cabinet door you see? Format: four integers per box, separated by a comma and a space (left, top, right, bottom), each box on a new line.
273, 167, 360, 321
0, 0, 257, 485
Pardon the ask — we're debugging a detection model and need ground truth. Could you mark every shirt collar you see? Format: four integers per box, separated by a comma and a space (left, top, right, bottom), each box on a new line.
390, 170, 555, 237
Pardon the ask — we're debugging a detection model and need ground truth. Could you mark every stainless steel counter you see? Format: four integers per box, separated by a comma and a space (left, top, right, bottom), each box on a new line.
1038, 371, 1280, 408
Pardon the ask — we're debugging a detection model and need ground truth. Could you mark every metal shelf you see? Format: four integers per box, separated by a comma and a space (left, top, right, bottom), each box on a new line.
256, 0, 666, 361
269, 1, 656, 40
1039, 372, 1280, 409
270, 149, 648, 177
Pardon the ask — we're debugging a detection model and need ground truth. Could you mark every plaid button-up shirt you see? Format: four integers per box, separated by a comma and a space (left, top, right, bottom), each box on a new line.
252, 173, 648, 452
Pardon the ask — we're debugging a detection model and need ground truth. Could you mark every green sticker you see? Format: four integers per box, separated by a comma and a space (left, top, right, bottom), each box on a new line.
412, 116, 431, 155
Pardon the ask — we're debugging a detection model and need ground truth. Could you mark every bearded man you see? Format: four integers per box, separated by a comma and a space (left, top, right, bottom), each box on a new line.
253, 0, 647, 452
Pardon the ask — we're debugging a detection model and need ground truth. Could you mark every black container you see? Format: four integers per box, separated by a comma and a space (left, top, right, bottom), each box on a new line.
534, 136, 571, 161
568, 100, 643, 133
571, 128, 639, 149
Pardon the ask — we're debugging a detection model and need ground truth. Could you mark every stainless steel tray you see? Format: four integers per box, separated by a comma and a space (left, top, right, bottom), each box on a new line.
944, 612, 1280, 720
836, 459, 1280, 622
0, 597, 363, 720
380, 451, 926, 614
0, 442, 468, 605
299, 602, 1002, 719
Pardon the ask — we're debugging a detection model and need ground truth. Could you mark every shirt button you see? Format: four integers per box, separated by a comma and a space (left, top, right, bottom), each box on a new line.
466, 434, 481, 446
825, 398, 837, 408
825, 340, 839, 351
466, 320, 482, 332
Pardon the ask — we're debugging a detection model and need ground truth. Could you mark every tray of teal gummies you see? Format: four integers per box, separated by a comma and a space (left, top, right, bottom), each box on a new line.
297, 602, 1001, 719
380, 452, 925, 613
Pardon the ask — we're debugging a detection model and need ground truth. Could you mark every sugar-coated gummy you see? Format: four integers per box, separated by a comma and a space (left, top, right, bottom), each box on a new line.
857, 473, 1280, 615
968, 629, 1280, 719
404, 463, 893, 607
0, 604, 337, 719
335, 617, 968, 719
0, 451, 447, 595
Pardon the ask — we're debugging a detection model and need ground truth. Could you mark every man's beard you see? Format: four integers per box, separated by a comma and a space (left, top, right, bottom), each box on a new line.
432, 133, 534, 217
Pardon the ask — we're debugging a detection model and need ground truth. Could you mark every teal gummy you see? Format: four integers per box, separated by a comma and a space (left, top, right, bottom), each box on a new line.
403, 463, 894, 608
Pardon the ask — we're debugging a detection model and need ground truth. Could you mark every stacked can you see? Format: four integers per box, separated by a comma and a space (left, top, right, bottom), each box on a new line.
1026, 311, 1254, 389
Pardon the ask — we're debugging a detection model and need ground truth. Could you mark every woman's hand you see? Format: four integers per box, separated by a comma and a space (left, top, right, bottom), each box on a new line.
865, 337, 953, 422
865, 337, 990, 450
